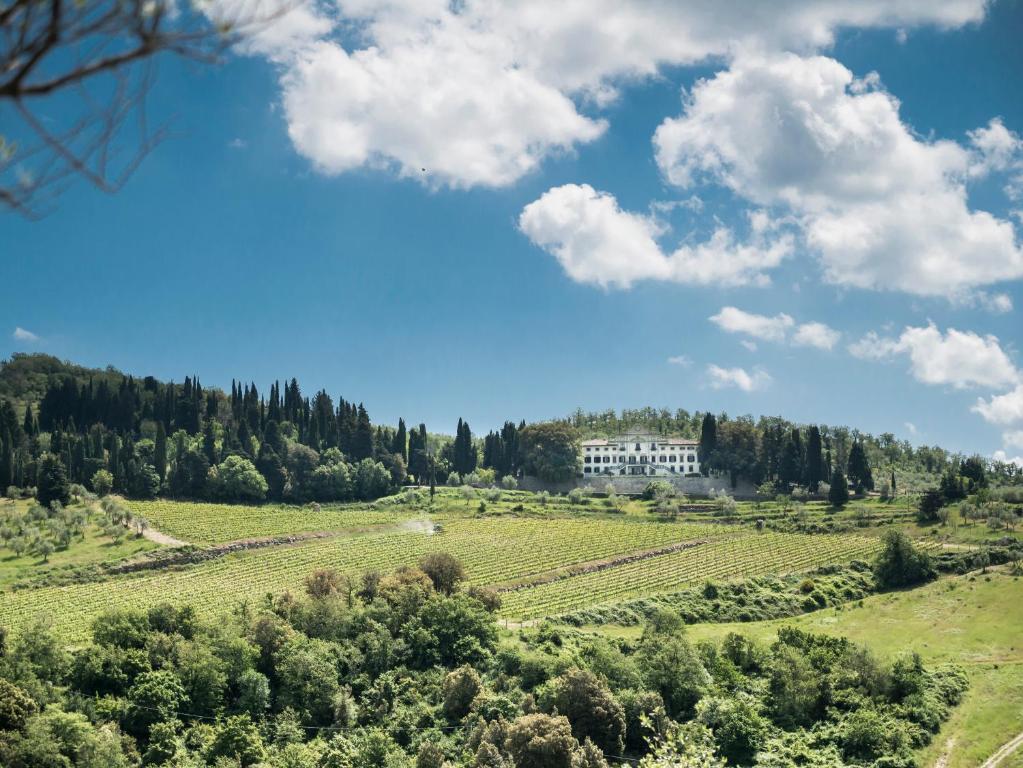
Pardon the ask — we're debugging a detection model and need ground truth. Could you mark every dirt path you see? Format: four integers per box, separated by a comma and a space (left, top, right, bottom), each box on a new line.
140, 526, 189, 547
933, 738, 955, 768
980, 730, 1023, 768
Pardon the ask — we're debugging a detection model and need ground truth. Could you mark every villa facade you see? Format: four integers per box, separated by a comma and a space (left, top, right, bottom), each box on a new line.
581, 431, 700, 477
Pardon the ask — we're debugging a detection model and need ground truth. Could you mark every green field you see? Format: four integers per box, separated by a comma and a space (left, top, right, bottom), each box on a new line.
589, 570, 1023, 768
126, 499, 407, 544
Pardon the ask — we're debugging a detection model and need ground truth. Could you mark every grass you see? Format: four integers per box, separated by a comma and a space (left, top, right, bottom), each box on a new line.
586, 569, 1023, 768
0, 523, 158, 588
126, 499, 407, 544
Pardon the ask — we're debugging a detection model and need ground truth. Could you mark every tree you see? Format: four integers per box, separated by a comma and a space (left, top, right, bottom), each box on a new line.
828, 468, 849, 508
208, 714, 265, 766
873, 530, 936, 590
917, 489, 945, 524
91, 468, 114, 496
36, 452, 70, 507
419, 552, 466, 595
803, 426, 825, 492
208, 455, 268, 502
0, 0, 275, 214
696, 695, 768, 765
518, 422, 580, 482
698, 414, 717, 476
846, 442, 874, 494
505, 714, 578, 768
442, 665, 483, 720
541, 669, 625, 755
393, 418, 408, 462
154, 422, 168, 482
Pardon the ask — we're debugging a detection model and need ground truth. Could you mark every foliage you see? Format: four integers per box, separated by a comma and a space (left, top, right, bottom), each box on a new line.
873, 530, 937, 590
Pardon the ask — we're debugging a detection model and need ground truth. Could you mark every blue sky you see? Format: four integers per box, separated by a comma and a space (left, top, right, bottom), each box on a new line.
2, 0, 1023, 460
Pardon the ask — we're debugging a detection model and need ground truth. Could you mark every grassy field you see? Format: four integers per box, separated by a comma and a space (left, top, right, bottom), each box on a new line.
590, 570, 1023, 768
0, 521, 158, 588
126, 499, 407, 544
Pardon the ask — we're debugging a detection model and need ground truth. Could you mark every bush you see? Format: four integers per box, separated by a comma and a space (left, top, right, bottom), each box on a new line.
501, 475, 519, 490
874, 530, 937, 590
829, 470, 850, 507
917, 489, 945, 523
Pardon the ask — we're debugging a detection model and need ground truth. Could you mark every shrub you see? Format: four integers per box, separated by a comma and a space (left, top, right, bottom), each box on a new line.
874, 530, 937, 590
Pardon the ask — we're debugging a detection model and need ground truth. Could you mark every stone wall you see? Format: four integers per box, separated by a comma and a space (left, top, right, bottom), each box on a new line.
519, 473, 756, 498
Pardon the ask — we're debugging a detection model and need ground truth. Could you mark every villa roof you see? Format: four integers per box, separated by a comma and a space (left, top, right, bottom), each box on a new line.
581, 436, 698, 446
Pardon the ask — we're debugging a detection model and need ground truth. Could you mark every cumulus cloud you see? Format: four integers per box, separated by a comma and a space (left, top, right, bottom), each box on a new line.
968, 118, 1023, 177
12, 327, 40, 343
992, 450, 1023, 468
667, 355, 692, 367
709, 307, 839, 350
709, 307, 793, 342
654, 52, 1023, 298
973, 385, 1023, 426
792, 322, 842, 350
518, 184, 791, 289
849, 324, 1019, 389
706, 364, 772, 392
227, 0, 988, 188
1004, 430, 1023, 450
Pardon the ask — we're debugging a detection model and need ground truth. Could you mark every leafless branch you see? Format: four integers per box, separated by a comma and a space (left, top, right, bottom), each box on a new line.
1, 0, 294, 215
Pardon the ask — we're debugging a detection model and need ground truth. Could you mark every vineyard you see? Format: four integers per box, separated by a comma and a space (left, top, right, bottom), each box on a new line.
499, 531, 892, 619
125, 500, 406, 544
0, 511, 901, 642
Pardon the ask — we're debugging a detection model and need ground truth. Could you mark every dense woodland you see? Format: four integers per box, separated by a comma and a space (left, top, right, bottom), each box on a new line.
0, 354, 1018, 508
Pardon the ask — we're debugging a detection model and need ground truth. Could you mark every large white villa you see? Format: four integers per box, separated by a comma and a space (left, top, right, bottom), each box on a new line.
581, 431, 700, 477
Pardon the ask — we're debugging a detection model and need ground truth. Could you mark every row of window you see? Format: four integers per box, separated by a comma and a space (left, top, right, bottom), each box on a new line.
585, 443, 697, 452
584, 465, 696, 474
584, 454, 696, 464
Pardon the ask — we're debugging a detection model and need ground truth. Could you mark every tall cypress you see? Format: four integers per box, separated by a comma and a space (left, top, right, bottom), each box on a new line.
0, 429, 12, 490
699, 413, 717, 476
393, 418, 408, 462
804, 425, 825, 492
155, 421, 168, 482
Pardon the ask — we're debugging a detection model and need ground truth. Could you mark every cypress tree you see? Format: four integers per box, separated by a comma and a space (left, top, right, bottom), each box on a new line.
699, 414, 717, 476
804, 425, 825, 492
0, 429, 12, 490
847, 441, 874, 493
203, 421, 218, 466
828, 467, 850, 507
37, 452, 71, 507
155, 422, 168, 482
393, 418, 408, 462
353, 405, 373, 461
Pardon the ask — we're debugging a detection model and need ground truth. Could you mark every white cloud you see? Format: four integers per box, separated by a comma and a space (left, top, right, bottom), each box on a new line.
792, 321, 842, 350
654, 52, 1023, 298
973, 384, 1023, 426
709, 307, 793, 342
968, 118, 1023, 177
992, 450, 1023, 468
709, 306, 839, 350
706, 364, 771, 392
667, 355, 692, 367
12, 327, 39, 343
1004, 430, 1023, 450
904, 421, 917, 435
227, 0, 988, 188
850, 324, 1019, 389
740, 340, 758, 352
518, 184, 791, 289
